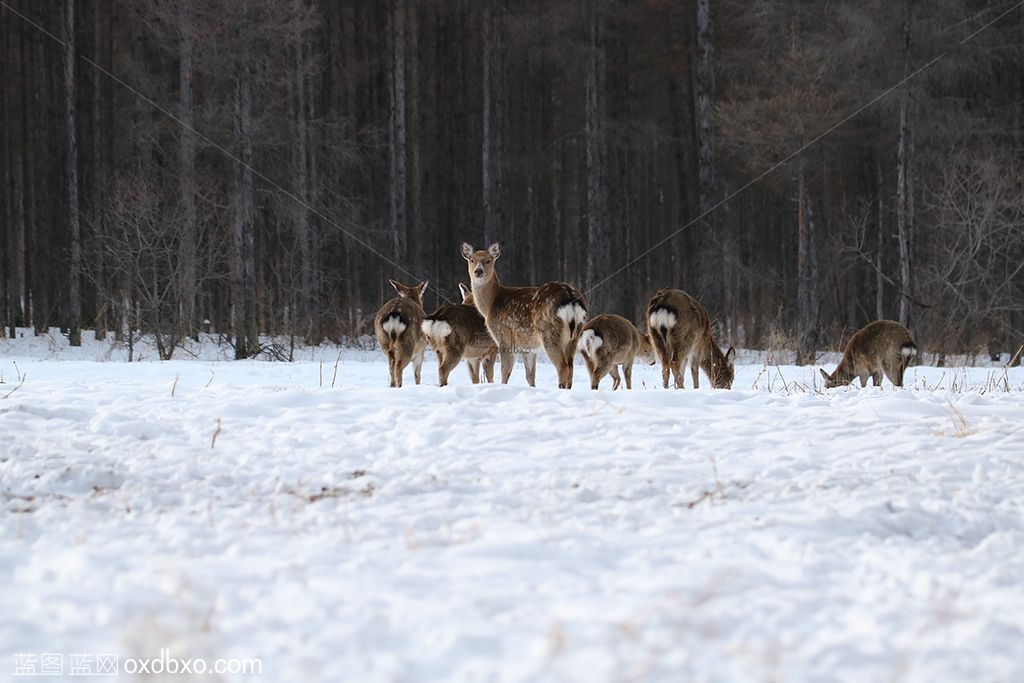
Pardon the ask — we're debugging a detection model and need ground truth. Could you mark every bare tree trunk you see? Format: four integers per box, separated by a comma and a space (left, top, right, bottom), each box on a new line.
663, 7, 693, 295
493, 3, 505, 261
326, 0, 358, 333
232, 67, 257, 359
303, 40, 321, 342
896, 13, 914, 328
875, 158, 885, 321
178, 0, 197, 339
6, 19, 26, 336
0, 16, 9, 337
120, 4, 149, 343
807, 193, 819, 331
25, 30, 42, 334
481, 2, 497, 246
65, 0, 82, 346
695, 0, 717, 313
407, 2, 423, 282
584, 0, 610, 309
291, 30, 316, 343
389, 0, 408, 263
87, 0, 103, 339
796, 159, 813, 363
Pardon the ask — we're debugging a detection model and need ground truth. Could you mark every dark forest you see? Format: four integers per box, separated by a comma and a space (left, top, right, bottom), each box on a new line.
1, 0, 1022, 360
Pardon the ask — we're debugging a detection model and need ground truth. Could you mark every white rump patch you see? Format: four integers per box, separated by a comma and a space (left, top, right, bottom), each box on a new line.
556, 302, 587, 327
421, 319, 452, 339
901, 344, 917, 357
578, 329, 602, 357
382, 315, 406, 336
649, 309, 677, 332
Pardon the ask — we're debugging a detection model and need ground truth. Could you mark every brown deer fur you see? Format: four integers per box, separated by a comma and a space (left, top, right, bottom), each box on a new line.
462, 242, 587, 388
577, 314, 657, 390
820, 320, 917, 388
421, 284, 498, 386
647, 288, 735, 389
374, 279, 428, 387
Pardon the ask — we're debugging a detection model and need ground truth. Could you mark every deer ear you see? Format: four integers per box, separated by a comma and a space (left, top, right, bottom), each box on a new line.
389, 279, 404, 296
819, 368, 830, 381
418, 280, 429, 297
461, 243, 474, 260
725, 346, 735, 362
488, 243, 501, 259
458, 283, 470, 298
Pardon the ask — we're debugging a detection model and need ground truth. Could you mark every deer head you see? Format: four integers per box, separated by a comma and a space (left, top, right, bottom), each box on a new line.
389, 279, 428, 304
711, 347, 736, 389
819, 366, 849, 389
458, 282, 475, 305
636, 331, 657, 366
461, 242, 500, 286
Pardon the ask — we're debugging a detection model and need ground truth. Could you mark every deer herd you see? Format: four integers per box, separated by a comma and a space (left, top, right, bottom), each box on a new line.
375, 242, 918, 391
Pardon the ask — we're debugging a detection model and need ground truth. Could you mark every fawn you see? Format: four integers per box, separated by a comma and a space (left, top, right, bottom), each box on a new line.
577, 314, 656, 390
421, 284, 498, 386
819, 320, 917, 388
647, 288, 735, 389
374, 279, 428, 387
461, 242, 587, 388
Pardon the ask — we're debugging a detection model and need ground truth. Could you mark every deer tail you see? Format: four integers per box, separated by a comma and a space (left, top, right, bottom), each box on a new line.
381, 314, 407, 343
555, 298, 587, 339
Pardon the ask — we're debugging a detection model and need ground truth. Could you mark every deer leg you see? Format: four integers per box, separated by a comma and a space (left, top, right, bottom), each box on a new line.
895, 360, 907, 388
859, 374, 868, 388
581, 352, 598, 389
395, 354, 409, 388
522, 352, 538, 387
413, 349, 424, 385
435, 348, 447, 385
563, 338, 577, 390
438, 356, 458, 387
391, 349, 406, 388
466, 357, 481, 384
542, 340, 570, 388
871, 371, 882, 387
690, 356, 700, 390
499, 350, 515, 384
584, 355, 599, 389
439, 349, 462, 387
623, 359, 633, 390
609, 365, 622, 390
387, 353, 399, 388
483, 353, 496, 383
672, 360, 685, 389
651, 330, 673, 389
588, 355, 612, 390
883, 360, 903, 388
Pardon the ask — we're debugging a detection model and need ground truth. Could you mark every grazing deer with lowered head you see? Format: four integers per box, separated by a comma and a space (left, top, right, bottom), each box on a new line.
462, 242, 587, 388
577, 314, 657, 390
374, 279, 428, 387
421, 284, 498, 386
647, 288, 735, 389
819, 320, 917, 388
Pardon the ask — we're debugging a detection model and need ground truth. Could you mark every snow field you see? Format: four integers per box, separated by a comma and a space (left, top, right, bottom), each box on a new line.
1, 335, 1023, 682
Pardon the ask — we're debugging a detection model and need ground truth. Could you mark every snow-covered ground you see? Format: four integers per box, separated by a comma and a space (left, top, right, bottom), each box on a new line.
2, 330, 1023, 682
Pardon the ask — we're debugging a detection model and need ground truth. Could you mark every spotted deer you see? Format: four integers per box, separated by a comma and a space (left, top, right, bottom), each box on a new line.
374, 279, 428, 387
461, 242, 587, 388
819, 320, 917, 388
577, 314, 656, 390
421, 284, 498, 386
647, 288, 735, 389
